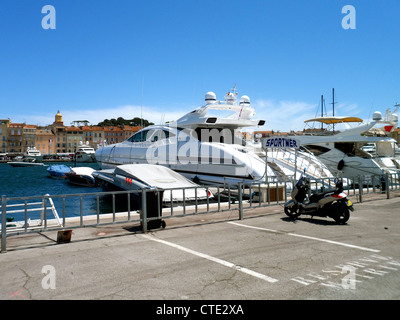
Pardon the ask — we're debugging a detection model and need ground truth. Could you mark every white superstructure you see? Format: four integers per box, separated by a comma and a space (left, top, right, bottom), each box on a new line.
293, 109, 400, 179
95, 87, 336, 185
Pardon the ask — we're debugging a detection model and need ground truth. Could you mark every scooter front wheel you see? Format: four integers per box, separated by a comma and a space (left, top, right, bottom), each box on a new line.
284, 205, 301, 219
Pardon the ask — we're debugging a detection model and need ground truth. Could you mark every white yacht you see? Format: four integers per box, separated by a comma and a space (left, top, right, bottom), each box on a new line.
95, 88, 336, 185
25, 147, 43, 162
74, 142, 96, 163
293, 110, 400, 180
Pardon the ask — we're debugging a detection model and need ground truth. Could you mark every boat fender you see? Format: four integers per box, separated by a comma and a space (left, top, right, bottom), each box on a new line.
337, 159, 345, 170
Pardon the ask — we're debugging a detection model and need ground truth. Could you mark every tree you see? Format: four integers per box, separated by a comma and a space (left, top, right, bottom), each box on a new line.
97, 117, 153, 127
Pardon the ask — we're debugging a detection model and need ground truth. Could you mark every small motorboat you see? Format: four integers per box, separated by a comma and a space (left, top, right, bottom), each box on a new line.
47, 164, 72, 178
8, 157, 45, 167
66, 167, 96, 187
93, 164, 212, 202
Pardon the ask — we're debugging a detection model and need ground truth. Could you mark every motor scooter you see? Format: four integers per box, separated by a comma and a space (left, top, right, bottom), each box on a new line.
284, 175, 354, 224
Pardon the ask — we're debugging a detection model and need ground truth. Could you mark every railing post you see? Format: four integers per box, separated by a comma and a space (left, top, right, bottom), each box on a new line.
386, 172, 390, 199
238, 182, 243, 220
358, 176, 363, 203
141, 189, 147, 233
372, 175, 376, 193
1, 195, 7, 253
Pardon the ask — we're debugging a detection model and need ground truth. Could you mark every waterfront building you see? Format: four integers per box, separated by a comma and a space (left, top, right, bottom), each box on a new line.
390, 127, 400, 145
23, 124, 37, 151
0, 119, 11, 154
2, 110, 147, 155
7, 123, 24, 153
66, 126, 84, 153
82, 125, 104, 149
35, 128, 56, 155
122, 125, 142, 140
104, 126, 124, 145
51, 110, 67, 154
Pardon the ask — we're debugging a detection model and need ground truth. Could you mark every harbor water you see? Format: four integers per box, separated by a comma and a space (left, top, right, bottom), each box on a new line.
0, 162, 122, 222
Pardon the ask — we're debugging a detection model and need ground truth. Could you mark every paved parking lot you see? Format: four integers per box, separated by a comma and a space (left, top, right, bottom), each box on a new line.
1, 192, 400, 304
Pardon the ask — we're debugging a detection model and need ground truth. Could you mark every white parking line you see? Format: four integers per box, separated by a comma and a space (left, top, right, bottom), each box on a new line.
142, 234, 278, 283
228, 222, 381, 253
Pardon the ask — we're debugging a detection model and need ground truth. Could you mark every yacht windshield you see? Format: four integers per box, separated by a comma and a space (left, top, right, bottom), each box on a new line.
335, 142, 372, 158
149, 129, 175, 142
127, 130, 149, 142
304, 144, 331, 156
127, 129, 175, 143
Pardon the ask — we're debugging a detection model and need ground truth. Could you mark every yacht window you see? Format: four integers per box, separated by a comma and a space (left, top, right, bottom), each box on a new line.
335, 142, 355, 156
164, 130, 175, 138
150, 129, 175, 142
127, 130, 149, 143
305, 144, 330, 156
335, 142, 371, 158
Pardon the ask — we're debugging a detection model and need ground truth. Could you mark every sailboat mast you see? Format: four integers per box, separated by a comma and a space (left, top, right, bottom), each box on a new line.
321, 95, 324, 130
332, 88, 335, 132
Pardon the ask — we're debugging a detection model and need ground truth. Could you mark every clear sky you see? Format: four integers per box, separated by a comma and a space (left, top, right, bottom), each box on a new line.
1, 0, 399, 132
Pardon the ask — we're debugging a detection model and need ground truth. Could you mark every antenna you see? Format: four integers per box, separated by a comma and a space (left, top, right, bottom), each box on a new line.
394, 102, 399, 113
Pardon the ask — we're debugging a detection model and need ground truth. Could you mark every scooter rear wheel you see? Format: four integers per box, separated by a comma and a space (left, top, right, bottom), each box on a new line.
284, 205, 301, 219
333, 204, 350, 224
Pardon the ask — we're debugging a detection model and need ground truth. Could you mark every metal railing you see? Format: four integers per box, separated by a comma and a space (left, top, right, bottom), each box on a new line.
1, 172, 399, 253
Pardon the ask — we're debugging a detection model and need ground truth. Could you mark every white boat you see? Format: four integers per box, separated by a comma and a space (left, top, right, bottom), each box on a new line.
65, 167, 96, 187
93, 164, 212, 202
25, 147, 43, 162
8, 157, 45, 167
74, 142, 96, 163
95, 87, 337, 186
293, 110, 400, 180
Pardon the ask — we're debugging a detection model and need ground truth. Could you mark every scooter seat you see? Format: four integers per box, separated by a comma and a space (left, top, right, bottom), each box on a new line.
309, 189, 336, 203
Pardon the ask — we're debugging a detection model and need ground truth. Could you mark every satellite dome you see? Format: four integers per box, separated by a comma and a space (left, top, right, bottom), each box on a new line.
205, 92, 217, 104
239, 95, 250, 105
372, 111, 382, 121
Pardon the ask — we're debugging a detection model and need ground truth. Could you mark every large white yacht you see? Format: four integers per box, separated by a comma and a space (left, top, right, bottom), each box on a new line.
25, 147, 43, 162
75, 141, 96, 163
293, 109, 400, 179
95, 88, 335, 185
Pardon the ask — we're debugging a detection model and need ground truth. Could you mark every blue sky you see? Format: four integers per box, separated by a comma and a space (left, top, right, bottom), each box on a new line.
1, 0, 399, 131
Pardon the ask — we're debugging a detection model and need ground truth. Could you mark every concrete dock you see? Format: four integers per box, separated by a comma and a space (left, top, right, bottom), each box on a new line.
1, 191, 400, 305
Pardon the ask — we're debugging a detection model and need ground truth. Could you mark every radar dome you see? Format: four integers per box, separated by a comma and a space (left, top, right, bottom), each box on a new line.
372, 111, 382, 121
205, 92, 217, 104
239, 95, 250, 105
